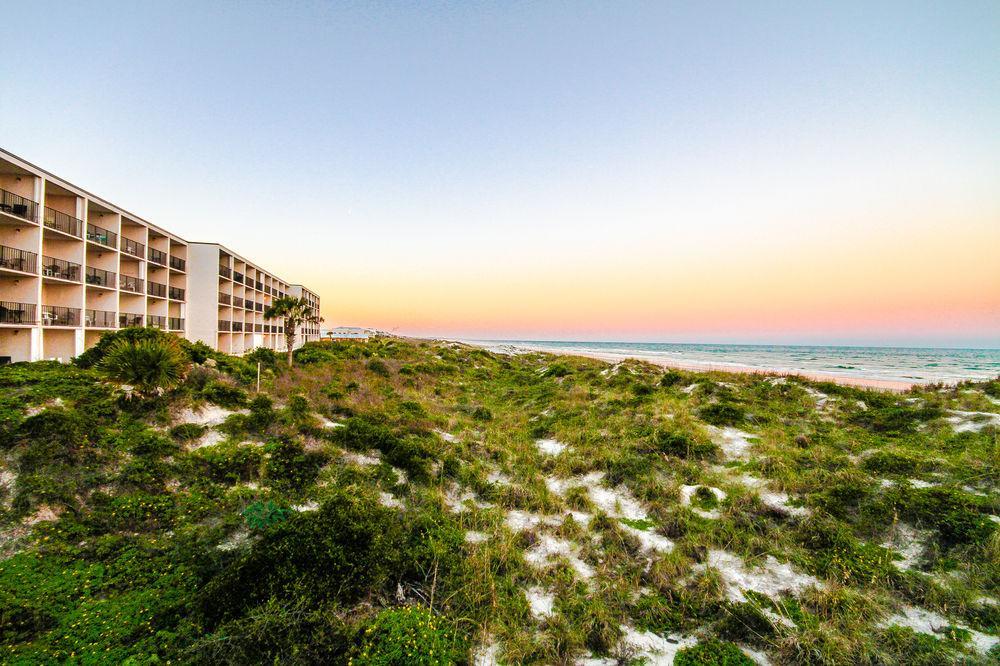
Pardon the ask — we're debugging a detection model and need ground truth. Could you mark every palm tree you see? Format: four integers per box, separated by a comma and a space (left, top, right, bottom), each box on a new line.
264, 296, 323, 367
100, 336, 189, 396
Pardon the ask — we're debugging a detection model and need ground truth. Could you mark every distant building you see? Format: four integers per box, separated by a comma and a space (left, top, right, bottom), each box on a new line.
325, 326, 371, 341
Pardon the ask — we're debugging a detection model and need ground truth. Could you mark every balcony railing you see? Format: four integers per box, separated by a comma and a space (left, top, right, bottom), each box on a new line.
255, 281, 263, 291
148, 247, 167, 265
41, 305, 80, 327
147, 281, 167, 298
0, 188, 38, 222
85, 266, 115, 288
0, 301, 36, 325
218, 319, 231, 332
168, 286, 185, 300
169, 317, 184, 331
245, 300, 254, 311
86, 223, 117, 248
148, 315, 167, 330
85, 309, 116, 328
232, 296, 244, 308
169, 255, 186, 271
219, 292, 231, 305
255, 302, 263, 312
219, 265, 231, 278
232, 321, 244, 332
254, 323, 263, 333
0, 245, 37, 274
233, 271, 244, 284
120, 313, 143, 328
42, 256, 81, 282
120, 275, 144, 294
43, 207, 84, 237
121, 237, 145, 258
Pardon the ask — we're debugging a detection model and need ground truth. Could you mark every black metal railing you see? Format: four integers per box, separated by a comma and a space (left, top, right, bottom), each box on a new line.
219, 265, 231, 278
255, 281, 263, 291
86, 223, 117, 248
85, 309, 116, 328
42, 256, 81, 281
255, 302, 263, 312
0, 188, 38, 222
147, 315, 167, 330
148, 247, 167, 265
0, 245, 37, 273
254, 323, 263, 332
233, 271, 244, 284
232, 321, 244, 332
169, 317, 184, 330
218, 319, 231, 332
168, 286, 185, 300
245, 300, 254, 311
169, 255, 186, 271
147, 281, 167, 298
120, 313, 143, 327
120, 275, 144, 293
0, 301, 36, 325
43, 207, 83, 237
219, 292, 231, 305
41, 305, 80, 327
232, 296, 244, 308
85, 266, 115, 288
121, 237, 144, 258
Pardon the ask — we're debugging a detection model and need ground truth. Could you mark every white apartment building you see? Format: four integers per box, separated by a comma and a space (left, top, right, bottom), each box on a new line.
0, 149, 321, 364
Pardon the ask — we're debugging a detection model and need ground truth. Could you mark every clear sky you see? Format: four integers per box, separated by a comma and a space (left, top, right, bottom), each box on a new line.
2, 1, 998, 347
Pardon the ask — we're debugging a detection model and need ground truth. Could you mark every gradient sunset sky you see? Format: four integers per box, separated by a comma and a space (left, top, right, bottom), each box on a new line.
2, 2, 998, 347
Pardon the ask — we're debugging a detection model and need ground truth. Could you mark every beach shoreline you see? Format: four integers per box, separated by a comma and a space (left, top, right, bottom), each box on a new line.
458, 340, 919, 392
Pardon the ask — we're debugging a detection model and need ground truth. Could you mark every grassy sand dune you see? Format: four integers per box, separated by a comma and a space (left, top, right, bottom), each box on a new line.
0, 336, 997, 664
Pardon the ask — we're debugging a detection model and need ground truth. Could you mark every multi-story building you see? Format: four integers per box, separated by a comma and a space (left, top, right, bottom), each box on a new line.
288, 284, 322, 345
0, 149, 321, 364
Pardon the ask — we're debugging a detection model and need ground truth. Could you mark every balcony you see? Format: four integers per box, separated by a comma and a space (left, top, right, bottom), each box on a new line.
86, 223, 117, 248
121, 237, 145, 259
85, 266, 116, 288
120, 313, 143, 328
148, 247, 167, 265
254, 323, 263, 333
218, 319, 231, 332
219, 292, 231, 305
43, 207, 83, 238
232, 321, 244, 332
148, 315, 167, 330
42, 256, 81, 282
0, 301, 36, 325
232, 296, 244, 308
255, 281, 263, 291
169, 255, 186, 271
168, 286, 185, 300
0, 245, 37, 274
169, 317, 184, 331
120, 275, 144, 294
0, 188, 38, 222
245, 300, 254, 311
219, 265, 231, 279
41, 305, 80, 327
233, 271, 244, 284
147, 280, 167, 298
255, 302, 263, 312
85, 309, 116, 329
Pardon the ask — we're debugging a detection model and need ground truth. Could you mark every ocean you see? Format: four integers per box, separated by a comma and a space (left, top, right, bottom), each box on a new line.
474, 341, 1000, 386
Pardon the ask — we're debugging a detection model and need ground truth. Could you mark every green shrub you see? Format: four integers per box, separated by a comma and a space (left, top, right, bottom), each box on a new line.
368, 359, 391, 377
100, 337, 189, 396
660, 370, 685, 387
352, 605, 463, 665
698, 403, 745, 427
264, 439, 326, 490
242, 500, 291, 531
799, 517, 898, 586
877, 487, 996, 547
199, 491, 406, 625
472, 406, 493, 421
851, 405, 943, 435
74, 327, 176, 369
654, 429, 718, 461
170, 422, 207, 443
200, 380, 248, 408
675, 639, 754, 665
544, 363, 572, 378
293, 345, 339, 365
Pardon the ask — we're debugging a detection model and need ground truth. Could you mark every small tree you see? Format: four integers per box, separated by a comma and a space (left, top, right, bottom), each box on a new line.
264, 296, 323, 368
100, 336, 190, 396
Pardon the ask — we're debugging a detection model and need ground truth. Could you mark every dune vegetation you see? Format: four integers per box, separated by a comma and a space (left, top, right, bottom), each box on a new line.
0, 331, 998, 664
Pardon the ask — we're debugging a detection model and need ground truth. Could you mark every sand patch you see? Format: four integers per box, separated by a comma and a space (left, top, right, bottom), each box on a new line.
695, 550, 822, 603
176, 404, 242, 427
882, 523, 931, 571
680, 484, 726, 519
341, 450, 381, 466
883, 605, 999, 655
706, 426, 758, 461
524, 534, 595, 579
581, 627, 698, 665
536, 438, 567, 455
292, 501, 319, 512
946, 410, 1000, 433
525, 586, 555, 619
435, 430, 459, 443
445, 485, 492, 513
379, 492, 403, 509
465, 530, 489, 544
472, 639, 500, 666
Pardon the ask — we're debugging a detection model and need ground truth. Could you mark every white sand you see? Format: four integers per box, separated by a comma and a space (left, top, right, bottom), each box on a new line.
465, 530, 489, 544
435, 430, 459, 443
176, 404, 241, 427
695, 550, 822, 603
524, 534, 595, 579
536, 438, 567, 455
525, 586, 555, 619
341, 450, 381, 466
946, 410, 1000, 433
379, 492, 403, 509
883, 605, 1000, 655
292, 501, 319, 512
706, 426, 758, 461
